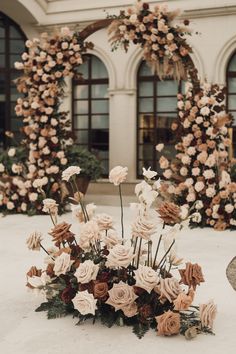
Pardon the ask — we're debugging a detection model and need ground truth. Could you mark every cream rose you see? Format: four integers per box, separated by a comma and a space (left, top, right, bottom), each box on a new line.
42, 198, 58, 215
134, 265, 159, 293
79, 220, 100, 251
95, 213, 114, 231
53, 253, 74, 276
72, 290, 97, 315
109, 166, 128, 186
155, 277, 182, 303
74, 260, 99, 284
62, 166, 81, 182
106, 281, 138, 311
200, 300, 217, 329
26, 231, 42, 251
106, 244, 134, 268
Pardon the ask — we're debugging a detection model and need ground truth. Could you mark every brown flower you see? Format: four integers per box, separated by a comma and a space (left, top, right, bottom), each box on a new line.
139, 304, 152, 319
173, 288, 195, 310
61, 285, 76, 304
49, 222, 75, 247
214, 220, 227, 231
46, 263, 55, 277
156, 310, 180, 336
27, 266, 42, 277
185, 326, 198, 340
94, 282, 108, 300
157, 202, 181, 225
179, 263, 204, 290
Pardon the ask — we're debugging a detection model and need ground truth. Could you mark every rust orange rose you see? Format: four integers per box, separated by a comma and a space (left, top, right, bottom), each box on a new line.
156, 310, 180, 336
179, 262, 204, 290
173, 288, 195, 311
94, 282, 109, 300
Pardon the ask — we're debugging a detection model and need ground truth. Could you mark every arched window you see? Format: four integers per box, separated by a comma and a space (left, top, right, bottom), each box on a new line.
137, 61, 182, 178
72, 55, 109, 176
0, 12, 26, 148
226, 52, 236, 156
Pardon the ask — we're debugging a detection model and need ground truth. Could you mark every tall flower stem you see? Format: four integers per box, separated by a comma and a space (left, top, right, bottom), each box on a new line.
156, 239, 175, 269
118, 184, 124, 243
40, 243, 54, 260
71, 177, 88, 222
136, 237, 142, 268
152, 223, 165, 268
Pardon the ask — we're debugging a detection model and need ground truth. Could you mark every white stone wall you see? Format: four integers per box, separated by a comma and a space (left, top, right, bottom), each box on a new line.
1, 0, 236, 181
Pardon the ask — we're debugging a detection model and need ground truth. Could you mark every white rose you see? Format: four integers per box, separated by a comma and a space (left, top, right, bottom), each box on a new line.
79, 220, 100, 251
95, 213, 114, 231
106, 244, 134, 268
187, 147, 196, 156
156, 143, 164, 152
135, 180, 152, 196
191, 212, 202, 223
225, 204, 234, 214
29, 192, 38, 202
106, 281, 138, 311
131, 215, 156, 240
181, 155, 191, 165
142, 167, 157, 180
7, 201, 15, 210
62, 166, 81, 182
0, 163, 5, 173
195, 200, 203, 210
109, 166, 128, 186
163, 169, 172, 179
72, 290, 97, 315
42, 198, 58, 215
194, 181, 205, 192
134, 265, 159, 293
203, 169, 215, 179
74, 260, 99, 284
180, 167, 188, 176
192, 167, 200, 176
54, 252, 74, 276
102, 229, 121, 249
8, 148, 16, 157
206, 187, 216, 198
200, 106, 210, 116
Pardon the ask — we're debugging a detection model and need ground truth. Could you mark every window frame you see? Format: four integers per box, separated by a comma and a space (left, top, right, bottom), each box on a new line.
0, 11, 27, 148
226, 51, 236, 157
72, 54, 109, 177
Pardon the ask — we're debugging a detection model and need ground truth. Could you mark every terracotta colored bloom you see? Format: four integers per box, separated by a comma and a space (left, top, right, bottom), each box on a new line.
173, 288, 195, 310
157, 202, 181, 225
179, 262, 204, 290
200, 300, 217, 328
27, 266, 42, 277
214, 220, 227, 231
94, 282, 109, 300
49, 222, 75, 247
156, 310, 180, 336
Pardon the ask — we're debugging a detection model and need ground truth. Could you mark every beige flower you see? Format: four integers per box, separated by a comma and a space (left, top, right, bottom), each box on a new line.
79, 220, 100, 251
102, 229, 121, 249
159, 156, 169, 169
95, 213, 114, 231
155, 277, 182, 303
72, 290, 97, 315
200, 300, 217, 328
71, 203, 96, 223
74, 260, 99, 284
106, 244, 134, 268
131, 215, 156, 240
156, 143, 164, 152
122, 302, 138, 317
62, 166, 81, 182
156, 310, 180, 336
42, 198, 58, 215
106, 281, 138, 311
185, 326, 198, 340
173, 288, 195, 310
134, 265, 159, 293
26, 231, 42, 251
109, 166, 128, 186
53, 252, 74, 276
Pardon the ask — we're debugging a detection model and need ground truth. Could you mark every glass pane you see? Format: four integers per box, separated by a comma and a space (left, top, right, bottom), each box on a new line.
10, 26, 23, 39
139, 62, 152, 76
139, 130, 154, 144
139, 81, 153, 97
10, 54, 21, 68
0, 26, 5, 38
139, 98, 153, 112
138, 114, 154, 129
76, 61, 88, 80
92, 56, 108, 79
157, 80, 178, 96
91, 130, 109, 145
74, 115, 88, 129
92, 84, 108, 98
228, 78, 236, 93
228, 96, 236, 110
74, 85, 88, 99
0, 54, 5, 67
91, 115, 109, 129
0, 39, 4, 52
157, 97, 177, 112
101, 159, 109, 175
139, 145, 153, 161
74, 100, 88, 114
91, 100, 108, 114
0, 73, 5, 95
10, 39, 25, 53
76, 130, 88, 144
91, 148, 108, 159
11, 118, 23, 131
229, 55, 236, 71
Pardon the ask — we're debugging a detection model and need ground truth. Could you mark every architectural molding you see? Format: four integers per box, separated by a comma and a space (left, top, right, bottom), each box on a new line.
214, 34, 236, 84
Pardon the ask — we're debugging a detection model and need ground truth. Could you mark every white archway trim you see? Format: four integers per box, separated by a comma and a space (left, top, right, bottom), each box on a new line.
214, 35, 236, 85
86, 45, 117, 91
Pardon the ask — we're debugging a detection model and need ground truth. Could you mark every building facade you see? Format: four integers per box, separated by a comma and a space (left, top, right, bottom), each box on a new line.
1, 0, 236, 195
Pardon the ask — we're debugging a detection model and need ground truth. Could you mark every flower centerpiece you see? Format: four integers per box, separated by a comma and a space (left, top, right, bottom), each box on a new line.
108, 1, 192, 80
26, 165, 217, 339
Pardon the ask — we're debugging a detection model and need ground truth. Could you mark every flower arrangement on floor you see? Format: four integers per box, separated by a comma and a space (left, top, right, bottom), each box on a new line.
108, 1, 192, 80
157, 82, 236, 230
26, 165, 217, 339
0, 28, 98, 215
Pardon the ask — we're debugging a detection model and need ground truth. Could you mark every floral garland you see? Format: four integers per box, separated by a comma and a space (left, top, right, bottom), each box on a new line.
0, 28, 93, 215
26, 165, 216, 339
157, 82, 236, 230
108, 1, 192, 80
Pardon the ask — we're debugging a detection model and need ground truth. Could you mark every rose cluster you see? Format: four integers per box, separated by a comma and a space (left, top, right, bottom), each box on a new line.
158, 82, 236, 230
0, 28, 92, 215
26, 165, 216, 339
108, 1, 192, 79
